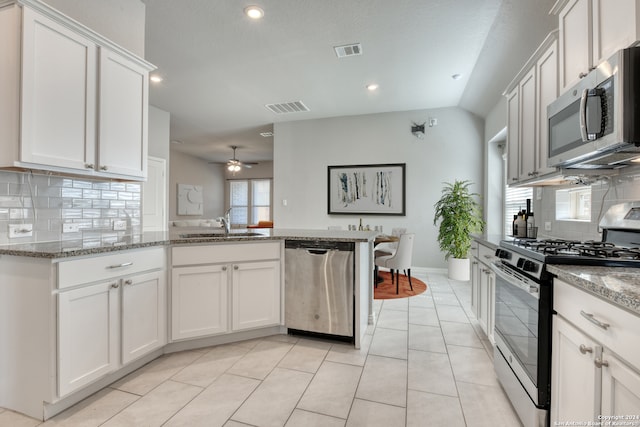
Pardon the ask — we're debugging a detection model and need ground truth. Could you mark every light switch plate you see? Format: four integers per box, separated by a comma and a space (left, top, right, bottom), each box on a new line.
9, 223, 33, 238
113, 220, 127, 231
545, 221, 552, 232
62, 223, 80, 233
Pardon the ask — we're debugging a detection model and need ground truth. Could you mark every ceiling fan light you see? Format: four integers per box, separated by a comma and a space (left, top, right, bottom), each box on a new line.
244, 6, 264, 19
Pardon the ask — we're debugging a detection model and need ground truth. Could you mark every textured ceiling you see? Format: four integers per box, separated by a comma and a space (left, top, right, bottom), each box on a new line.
143, 0, 557, 163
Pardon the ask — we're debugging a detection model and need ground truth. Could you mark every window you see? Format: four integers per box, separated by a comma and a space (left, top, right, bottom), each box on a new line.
505, 186, 533, 237
556, 187, 591, 221
228, 179, 272, 226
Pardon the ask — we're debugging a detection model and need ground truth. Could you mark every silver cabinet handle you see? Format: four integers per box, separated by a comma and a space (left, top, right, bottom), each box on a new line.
222, 266, 227, 271
594, 358, 609, 368
110, 282, 119, 289
124, 279, 133, 285
580, 310, 610, 330
100, 165, 108, 171
579, 344, 593, 354
85, 163, 94, 169
106, 262, 133, 269
234, 265, 239, 270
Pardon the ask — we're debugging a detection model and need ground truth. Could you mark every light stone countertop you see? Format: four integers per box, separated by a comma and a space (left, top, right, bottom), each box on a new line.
0, 228, 379, 259
472, 233, 502, 250
547, 264, 640, 315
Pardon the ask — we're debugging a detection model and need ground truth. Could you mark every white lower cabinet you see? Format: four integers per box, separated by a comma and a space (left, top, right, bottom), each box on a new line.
551, 315, 600, 421
170, 242, 282, 341
171, 265, 229, 340
552, 279, 640, 423
57, 261, 165, 397
232, 260, 281, 331
58, 281, 118, 397
121, 271, 166, 364
470, 239, 496, 342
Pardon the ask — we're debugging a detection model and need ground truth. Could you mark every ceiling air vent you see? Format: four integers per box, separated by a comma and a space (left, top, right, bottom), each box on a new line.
260, 132, 273, 137
265, 101, 310, 114
334, 43, 362, 58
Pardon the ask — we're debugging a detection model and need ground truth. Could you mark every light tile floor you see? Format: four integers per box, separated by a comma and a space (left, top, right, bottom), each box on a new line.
0, 272, 522, 427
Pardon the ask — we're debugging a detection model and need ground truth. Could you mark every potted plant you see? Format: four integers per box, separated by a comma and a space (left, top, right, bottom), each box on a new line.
433, 180, 485, 280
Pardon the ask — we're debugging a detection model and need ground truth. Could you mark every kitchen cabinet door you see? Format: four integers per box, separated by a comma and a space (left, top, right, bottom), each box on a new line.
171, 265, 229, 340
600, 350, 640, 417
98, 48, 149, 178
20, 6, 96, 172
478, 266, 491, 335
535, 41, 558, 176
58, 281, 118, 397
121, 270, 166, 365
592, 0, 640, 67
558, 0, 592, 93
551, 315, 600, 423
232, 260, 281, 331
518, 67, 537, 181
470, 258, 480, 318
506, 87, 520, 185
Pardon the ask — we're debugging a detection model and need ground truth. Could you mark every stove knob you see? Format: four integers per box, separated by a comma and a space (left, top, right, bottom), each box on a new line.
495, 249, 511, 260
522, 260, 538, 273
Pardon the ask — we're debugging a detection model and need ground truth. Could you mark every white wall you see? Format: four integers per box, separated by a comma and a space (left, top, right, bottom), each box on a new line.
274, 107, 484, 269
42, 0, 145, 57
169, 150, 225, 220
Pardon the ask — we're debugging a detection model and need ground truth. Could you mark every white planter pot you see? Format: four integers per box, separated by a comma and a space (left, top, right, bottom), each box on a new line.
448, 257, 470, 281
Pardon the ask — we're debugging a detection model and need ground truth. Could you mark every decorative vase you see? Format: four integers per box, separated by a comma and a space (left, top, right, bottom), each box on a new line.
448, 257, 470, 281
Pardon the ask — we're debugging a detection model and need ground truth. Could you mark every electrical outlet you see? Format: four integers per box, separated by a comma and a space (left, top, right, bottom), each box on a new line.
62, 223, 80, 233
9, 223, 33, 238
113, 220, 127, 231
545, 221, 552, 232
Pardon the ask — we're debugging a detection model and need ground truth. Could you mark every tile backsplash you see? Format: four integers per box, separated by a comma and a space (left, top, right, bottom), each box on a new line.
535, 167, 640, 241
0, 170, 141, 246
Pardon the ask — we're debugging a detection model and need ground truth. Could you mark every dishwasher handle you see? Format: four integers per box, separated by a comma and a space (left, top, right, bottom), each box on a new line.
307, 249, 329, 255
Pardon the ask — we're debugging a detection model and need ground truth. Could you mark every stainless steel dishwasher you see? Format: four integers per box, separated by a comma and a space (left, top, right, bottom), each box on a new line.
285, 240, 354, 340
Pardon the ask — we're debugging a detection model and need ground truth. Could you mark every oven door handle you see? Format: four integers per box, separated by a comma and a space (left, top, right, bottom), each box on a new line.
490, 262, 540, 300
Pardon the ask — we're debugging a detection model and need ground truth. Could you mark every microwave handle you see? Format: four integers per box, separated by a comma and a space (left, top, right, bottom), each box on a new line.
579, 88, 589, 142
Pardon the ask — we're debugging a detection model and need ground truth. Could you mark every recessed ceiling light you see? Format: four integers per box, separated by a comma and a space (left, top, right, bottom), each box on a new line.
366, 83, 379, 91
150, 74, 163, 83
244, 5, 264, 19
451, 73, 462, 80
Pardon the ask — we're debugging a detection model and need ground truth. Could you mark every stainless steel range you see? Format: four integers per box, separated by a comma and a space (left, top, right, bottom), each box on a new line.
492, 202, 640, 427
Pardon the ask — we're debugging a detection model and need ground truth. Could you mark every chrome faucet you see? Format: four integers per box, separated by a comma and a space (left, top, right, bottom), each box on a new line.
218, 208, 232, 234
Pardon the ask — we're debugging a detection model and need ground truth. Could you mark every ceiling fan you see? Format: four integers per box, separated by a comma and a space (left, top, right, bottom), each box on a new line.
211, 145, 258, 173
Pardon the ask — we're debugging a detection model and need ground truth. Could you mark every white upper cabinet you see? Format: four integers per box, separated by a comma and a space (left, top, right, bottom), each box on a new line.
506, 87, 520, 185
518, 67, 537, 181
98, 48, 149, 177
557, 0, 592, 93
0, 0, 154, 180
20, 7, 97, 171
535, 41, 559, 176
504, 32, 558, 185
554, 0, 640, 94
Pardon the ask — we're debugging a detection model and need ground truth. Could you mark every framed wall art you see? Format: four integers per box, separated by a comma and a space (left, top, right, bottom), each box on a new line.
327, 163, 406, 215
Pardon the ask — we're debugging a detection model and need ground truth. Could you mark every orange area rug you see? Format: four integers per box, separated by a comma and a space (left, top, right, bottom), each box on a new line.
374, 271, 427, 300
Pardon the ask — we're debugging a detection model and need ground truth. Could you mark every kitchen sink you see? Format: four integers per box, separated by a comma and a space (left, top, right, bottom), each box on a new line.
178, 232, 266, 238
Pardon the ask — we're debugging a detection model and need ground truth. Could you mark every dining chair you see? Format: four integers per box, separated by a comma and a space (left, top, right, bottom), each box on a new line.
374, 233, 415, 294
373, 227, 406, 258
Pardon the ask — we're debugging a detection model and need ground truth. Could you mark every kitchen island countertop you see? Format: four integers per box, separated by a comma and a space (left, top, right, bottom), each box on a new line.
0, 228, 379, 259
547, 264, 640, 316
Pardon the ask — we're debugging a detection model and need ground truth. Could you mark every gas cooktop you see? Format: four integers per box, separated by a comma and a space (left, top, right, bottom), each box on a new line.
500, 238, 640, 267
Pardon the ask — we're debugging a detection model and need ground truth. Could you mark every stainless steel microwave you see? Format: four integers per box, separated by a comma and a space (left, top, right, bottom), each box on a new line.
547, 47, 640, 169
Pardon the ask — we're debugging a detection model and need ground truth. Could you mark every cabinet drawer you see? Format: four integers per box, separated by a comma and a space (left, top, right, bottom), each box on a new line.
172, 242, 281, 266
470, 241, 479, 259
478, 243, 496, 264
554, 279, 640, 369
58, 247, 165, 289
